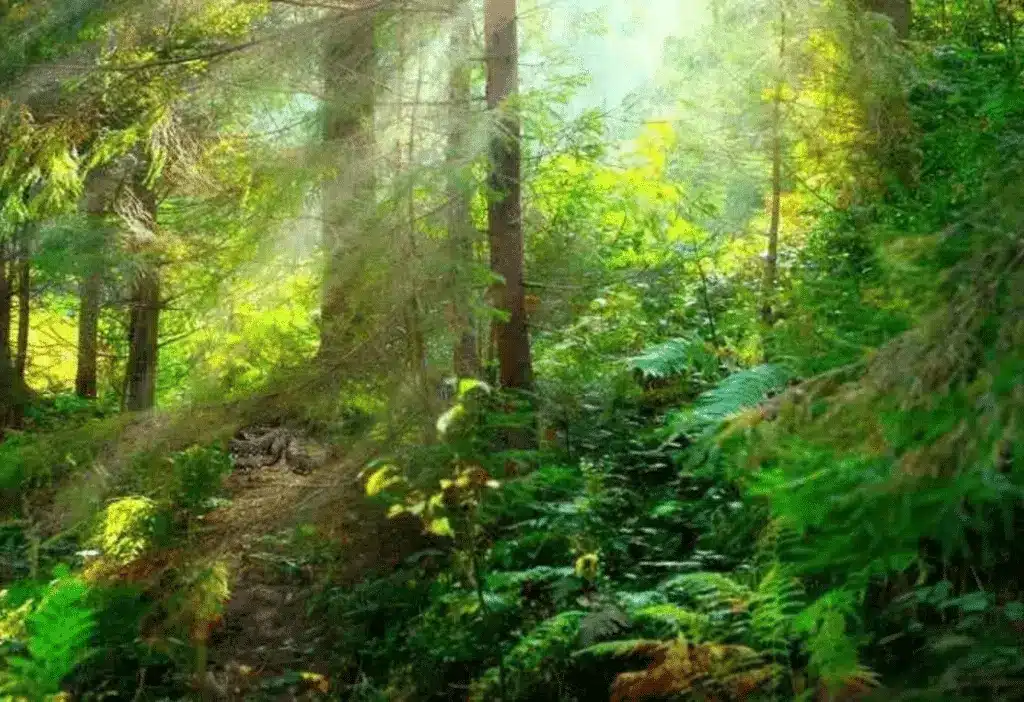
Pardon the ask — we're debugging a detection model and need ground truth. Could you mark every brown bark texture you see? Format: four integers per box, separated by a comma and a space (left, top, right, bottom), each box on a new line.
485, 0, 533, 390
15, 234, 29, 381
124, 185, 161, 412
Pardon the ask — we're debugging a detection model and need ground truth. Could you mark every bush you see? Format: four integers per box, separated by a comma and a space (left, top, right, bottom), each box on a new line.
168, 445, 232, 513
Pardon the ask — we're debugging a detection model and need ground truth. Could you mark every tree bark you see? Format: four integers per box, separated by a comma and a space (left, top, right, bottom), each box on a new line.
485, 0, 532, 390
77, 169, 111, 399
124, 268, 160, 411
15, 232, 30, 381
0, 240, 26, 429
449, 1, 480, 379
0, 240, 11, 359
760, 2, 786, 326
124, 186, 161, 412
319, 11, 376, 364
76, 271, 102, 398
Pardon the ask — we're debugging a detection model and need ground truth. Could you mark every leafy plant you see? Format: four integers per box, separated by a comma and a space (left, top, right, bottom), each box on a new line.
668, 364, 792, 440
168, 445, 232, 513
576, 637, 777, 702
0, 568, 95, 699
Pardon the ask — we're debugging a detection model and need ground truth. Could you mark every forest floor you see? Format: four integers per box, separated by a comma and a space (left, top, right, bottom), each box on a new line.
191, 453, 385, 700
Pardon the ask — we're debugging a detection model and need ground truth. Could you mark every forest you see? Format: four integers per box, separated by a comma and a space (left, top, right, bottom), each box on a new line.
1, 0, 1023, 699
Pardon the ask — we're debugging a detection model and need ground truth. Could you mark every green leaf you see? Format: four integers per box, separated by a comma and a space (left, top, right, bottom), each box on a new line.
366, 466, 403, 497
428, 517, 454, 538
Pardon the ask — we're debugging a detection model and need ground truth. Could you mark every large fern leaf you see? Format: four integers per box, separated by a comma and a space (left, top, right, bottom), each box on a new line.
632, 604, 712, 641
669, 364, 792, 438
0, 573, 95, 698
750, 565, 805, 657
579, 606, 631, 647
577, 637, 776, 701
627, 337, 713, 380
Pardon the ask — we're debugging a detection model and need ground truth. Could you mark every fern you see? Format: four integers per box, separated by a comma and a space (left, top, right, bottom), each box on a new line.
627, 337, 713, 380
469, 610, 586, 701
659, 571, 752, 610
749, 565, 805, 658
579, 606, 630, 647
631, 604, 712, 641
794, 590, 865, 691
0, 571, 95, 698
576, 637, 777, 701
669, 364, 792, 439
485, 566, 575, 592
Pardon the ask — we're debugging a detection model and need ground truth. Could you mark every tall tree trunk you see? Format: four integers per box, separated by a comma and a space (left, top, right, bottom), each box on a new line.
0, 240, 26, 429
319, 12, 376, 364
0, 240, 11, 359
77, 170, 109, 399
124, 186, 161, 412
485, 0, 532, 390
15, 232, 29, 381
124, 268, 160, 411
760, 3, 786, 326
76, 271, 102, 399
448, 2, 480, 379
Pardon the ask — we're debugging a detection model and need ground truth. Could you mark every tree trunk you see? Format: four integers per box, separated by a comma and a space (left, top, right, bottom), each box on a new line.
124, 268, 160, 411
0, 240, 11, 359
124, 186, 161, 412
760, 3, 786, 326
76, 271, 102, 399
77, 169, 110, 399
449, 2, 480, 379
0, 240, 26, 429
485, 0, 532, 390
14, 232, 29, 381
319, 12, 376, 364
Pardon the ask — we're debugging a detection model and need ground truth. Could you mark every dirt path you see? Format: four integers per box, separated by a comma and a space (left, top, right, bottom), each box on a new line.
196, 460, 362, 700
191, 448, 421, 700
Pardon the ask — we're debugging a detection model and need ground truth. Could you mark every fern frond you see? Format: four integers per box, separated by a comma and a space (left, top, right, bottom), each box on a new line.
627, 337, 712, 380
579, 606, 630, 647
670, 364, 792, 438
750, 565, 805, 656
485, 566, 575, 592
469, 610, 586, 701
615, 590, 667, 610
581, 637, 775, 701
632, 604, 712, 641
0, 574, 94, 698
659, 571, 753, 610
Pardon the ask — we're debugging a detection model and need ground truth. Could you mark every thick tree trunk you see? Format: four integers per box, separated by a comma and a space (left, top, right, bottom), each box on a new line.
761, 4, 786, 326
448, 3, 480, 379
15, 234, 29, 381
485, 0, 533, 390
124, 268, 160, 411
319, 12, 376, 364
76, 271, 102, 398
124, 185, 161, 412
